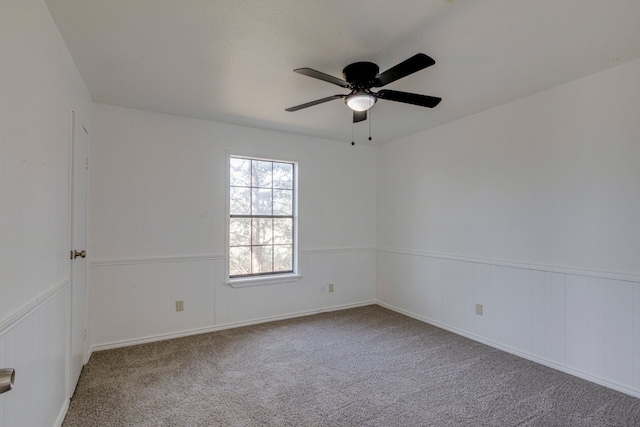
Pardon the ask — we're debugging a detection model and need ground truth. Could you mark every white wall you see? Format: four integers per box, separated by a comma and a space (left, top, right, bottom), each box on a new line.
89, 104, 377, 349
0, 0, 92, 426
1, 0, 70, 319
377, 58, 640, 397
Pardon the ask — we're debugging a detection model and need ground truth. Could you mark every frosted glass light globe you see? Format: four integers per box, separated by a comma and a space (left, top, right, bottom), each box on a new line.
346, 93, 376, 111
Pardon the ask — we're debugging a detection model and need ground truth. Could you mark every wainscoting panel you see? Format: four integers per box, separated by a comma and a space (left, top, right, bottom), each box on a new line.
0, 333, 4, 427
214, 258, 311, 326
544, 272, 567, 365
376, 251, 436, 321
377, 249, 640, 397
305, 249, 376, 313
488, 265, 515, 347
0, 283, 69, 427
471, 263, 491, 339
634, 285, 640, 389
90, 259, 216, 346
566, 275, 595, 373
90, 248, 376, 350
512, 268, 533, 354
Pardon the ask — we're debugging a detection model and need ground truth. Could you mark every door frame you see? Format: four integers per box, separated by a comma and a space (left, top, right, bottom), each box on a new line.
68, 107, 90, 398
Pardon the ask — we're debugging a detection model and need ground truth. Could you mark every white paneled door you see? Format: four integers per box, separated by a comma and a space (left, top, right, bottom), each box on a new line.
70, 111, 89, 397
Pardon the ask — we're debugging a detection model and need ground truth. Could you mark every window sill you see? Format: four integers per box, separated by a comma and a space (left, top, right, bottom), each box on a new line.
226, 273, 302, 288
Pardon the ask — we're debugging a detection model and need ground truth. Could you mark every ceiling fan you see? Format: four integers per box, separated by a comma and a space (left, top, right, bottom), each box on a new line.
285, 53, 441, 123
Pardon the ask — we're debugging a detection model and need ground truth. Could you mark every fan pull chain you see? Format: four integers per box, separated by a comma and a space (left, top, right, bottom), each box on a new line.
351, 122, 355, 146
368, 109, 372, 141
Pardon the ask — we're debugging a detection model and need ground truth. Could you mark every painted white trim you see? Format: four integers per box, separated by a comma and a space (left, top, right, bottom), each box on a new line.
0, 278, 70, 334
89, 247, 376, 268
302, 246, 377, 254
224, 152, 301, 282
84, 346, 93, 365
89, 300, 376, 353
66, 107, 75, 404
377, 247, 640, 284
227, 273, 303, 288
376, 301, 640, 399
90, 254, 225, 267
54, 398, 70, 427
69, 107, 91, 401
66, 108, 74, 287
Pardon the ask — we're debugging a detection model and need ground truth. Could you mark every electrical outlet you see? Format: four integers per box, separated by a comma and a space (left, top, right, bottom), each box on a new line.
328, 283, 334, 292
176, 300, 184, 312
475, 303, 483, 316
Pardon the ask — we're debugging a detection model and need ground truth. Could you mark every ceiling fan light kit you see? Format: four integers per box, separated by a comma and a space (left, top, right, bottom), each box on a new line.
345, 91, 376, 111
286, 53, 442, 127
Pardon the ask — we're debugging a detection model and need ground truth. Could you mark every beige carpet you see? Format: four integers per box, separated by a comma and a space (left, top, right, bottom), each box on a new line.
63, 305, 640, 426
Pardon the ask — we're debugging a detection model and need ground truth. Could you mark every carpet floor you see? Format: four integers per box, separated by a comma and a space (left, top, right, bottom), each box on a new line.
63, 305, 640, 426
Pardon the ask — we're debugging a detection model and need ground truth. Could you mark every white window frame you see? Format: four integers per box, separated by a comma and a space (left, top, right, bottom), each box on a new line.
225, 151, 301, 287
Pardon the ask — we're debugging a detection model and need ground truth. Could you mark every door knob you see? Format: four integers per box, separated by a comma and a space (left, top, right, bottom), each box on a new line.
71, 250, 87, 259
0, 368, 15, 394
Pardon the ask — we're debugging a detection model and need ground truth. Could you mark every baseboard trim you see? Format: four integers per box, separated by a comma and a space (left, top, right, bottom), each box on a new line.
377, 247, 640, 284
376, 301, 640, 399
84, 347, 93, 365
54, 397, 70, 427
0, 278, 69, 334
85, 298, 640, 400
89, 300, 376, 353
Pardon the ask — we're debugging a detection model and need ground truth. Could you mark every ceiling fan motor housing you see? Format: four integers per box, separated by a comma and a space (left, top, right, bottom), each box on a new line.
342, 62, 379, 88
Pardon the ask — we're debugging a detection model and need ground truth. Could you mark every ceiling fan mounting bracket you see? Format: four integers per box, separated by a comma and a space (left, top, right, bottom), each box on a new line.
342, 62, 379, 88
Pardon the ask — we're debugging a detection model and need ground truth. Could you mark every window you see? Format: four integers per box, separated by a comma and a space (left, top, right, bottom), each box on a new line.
228, 156, 296, 279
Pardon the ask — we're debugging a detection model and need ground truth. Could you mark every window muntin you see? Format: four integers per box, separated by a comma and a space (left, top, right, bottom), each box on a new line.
229, 156, 295, 278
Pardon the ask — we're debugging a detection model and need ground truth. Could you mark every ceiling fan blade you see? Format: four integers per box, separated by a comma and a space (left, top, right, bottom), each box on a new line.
353, 110, 367, 123
372, 53, 435, 88
285, 94, 345, 112
376, 90, 442, 108
294, 68, 351, 88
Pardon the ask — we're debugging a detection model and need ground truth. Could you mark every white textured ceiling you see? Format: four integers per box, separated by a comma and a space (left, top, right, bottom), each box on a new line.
45, 0, 640, 145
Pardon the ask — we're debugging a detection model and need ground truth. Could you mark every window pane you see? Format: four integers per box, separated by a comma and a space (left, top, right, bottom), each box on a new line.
252, 189, 272, 215
230, 218, 251, 246
273, 162, 293, 189
230, 187, 251, 215
252, 160, 272, 188
230, 157, 251, 186
251, 218, 273, 245
273, 190, 293, 215
230, 246, 251, 276
273, 218, 292, 244
229, 156, 296, 279
251, 246, 273, 274
274, 245, 293, 272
